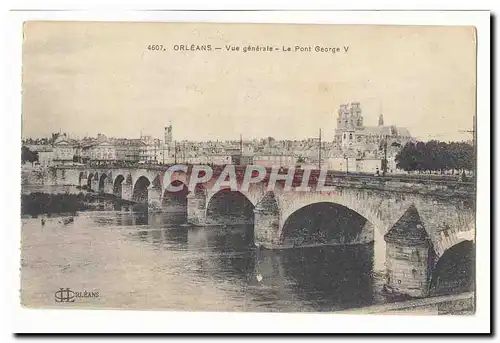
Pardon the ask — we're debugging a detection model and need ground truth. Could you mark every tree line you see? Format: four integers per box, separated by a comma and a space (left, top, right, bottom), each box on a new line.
23, 133, 63, 145
22, 146, 39, 165
395, 141, 474, 173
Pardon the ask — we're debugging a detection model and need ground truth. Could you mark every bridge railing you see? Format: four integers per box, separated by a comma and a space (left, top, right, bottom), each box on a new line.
50, 163, 475, 188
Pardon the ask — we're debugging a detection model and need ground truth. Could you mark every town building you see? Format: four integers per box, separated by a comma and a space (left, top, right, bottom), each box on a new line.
253, 153, 297, 168
111, 138, 145, 163
206, 154, 232, 165
140, 135, 162, 163
37, 147, 54, 167
326, 156, 357, 173
78, 142, 94, 164
90, 141, 116, 163
52, 138, 76, 165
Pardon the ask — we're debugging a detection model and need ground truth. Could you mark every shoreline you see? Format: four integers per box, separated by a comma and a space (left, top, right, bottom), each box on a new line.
21, 191, 136, 217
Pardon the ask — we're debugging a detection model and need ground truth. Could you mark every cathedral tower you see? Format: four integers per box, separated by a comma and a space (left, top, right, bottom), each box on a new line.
336, 102, 364, 130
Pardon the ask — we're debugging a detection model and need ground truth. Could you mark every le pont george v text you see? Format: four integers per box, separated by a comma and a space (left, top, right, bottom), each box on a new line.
172, 44, 349, 54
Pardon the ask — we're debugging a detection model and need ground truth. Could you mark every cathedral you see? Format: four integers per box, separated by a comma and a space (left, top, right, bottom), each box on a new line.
333, 102, 414, 158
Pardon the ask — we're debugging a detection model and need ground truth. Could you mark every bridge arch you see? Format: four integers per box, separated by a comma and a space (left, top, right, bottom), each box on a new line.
429, 240, 475, 296
205, 188, 255, 225
162, 180, 188, 210
278, 192, 385, 238
113, 174, 125, 198
132, 175, 151, 203
279, 201, 374, 247
162, 168, 189, 191
87, 173, 94, 189
433, 225, 475, 258
98, 173, 108, 192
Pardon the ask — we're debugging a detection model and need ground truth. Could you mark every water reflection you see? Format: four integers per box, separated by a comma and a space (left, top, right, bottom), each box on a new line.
100, 210, 377, 311
278, 245, 374, 309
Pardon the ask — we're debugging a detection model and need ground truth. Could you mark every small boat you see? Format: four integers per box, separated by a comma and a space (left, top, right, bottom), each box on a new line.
62, 217, 74, 225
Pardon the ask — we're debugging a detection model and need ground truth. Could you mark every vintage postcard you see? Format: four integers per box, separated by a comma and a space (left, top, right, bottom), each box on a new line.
20, 21, 477, 317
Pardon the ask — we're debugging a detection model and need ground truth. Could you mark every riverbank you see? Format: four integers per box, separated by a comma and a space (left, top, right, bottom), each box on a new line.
21, 192, 135, 217
341, 291, 474, 315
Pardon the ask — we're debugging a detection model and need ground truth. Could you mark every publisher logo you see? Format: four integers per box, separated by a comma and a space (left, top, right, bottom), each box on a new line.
54, 288, 75, 303
54, 288, 99, 303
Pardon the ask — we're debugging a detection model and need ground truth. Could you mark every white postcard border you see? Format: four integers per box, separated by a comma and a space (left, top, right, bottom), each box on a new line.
2, 10, 491, 334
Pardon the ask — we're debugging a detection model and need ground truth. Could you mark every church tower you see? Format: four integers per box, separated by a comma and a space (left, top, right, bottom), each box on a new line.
164, 122, 173, 144
378, 113, 384, 127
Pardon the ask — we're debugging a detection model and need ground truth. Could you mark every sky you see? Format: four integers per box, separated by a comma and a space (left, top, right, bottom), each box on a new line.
22, 22, 476, 142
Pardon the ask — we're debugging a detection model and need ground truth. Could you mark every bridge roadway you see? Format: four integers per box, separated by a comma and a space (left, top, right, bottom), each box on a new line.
54, 163, 474, 189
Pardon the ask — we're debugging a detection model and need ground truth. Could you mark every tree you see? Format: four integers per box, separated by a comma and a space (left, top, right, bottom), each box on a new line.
395, 140, 475, 173
21, 146, 38, 165
452, 142, 474, 172
51, 132, 61, 144
395, 142, 416, 172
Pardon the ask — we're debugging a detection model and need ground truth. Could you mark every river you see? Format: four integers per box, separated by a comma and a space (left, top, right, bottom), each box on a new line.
20, 212, 392, 311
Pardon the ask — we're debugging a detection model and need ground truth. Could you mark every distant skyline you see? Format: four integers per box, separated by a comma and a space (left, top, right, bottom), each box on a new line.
22, 22, 476, 142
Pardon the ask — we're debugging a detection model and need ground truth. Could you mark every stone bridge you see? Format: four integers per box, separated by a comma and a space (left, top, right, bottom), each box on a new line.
47, 165, 475, 271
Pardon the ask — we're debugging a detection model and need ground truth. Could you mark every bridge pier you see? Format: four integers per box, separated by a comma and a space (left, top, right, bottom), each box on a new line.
103, 182, 114, 195
254, 197, 280, 248
384, 205, 433, 298
187, 192, 207, 225
147, 186, 163, 212
90, 179, 99, 192
122, 183, 133, 202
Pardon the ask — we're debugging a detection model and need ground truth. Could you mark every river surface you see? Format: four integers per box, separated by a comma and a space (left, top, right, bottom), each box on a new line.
21, 185, 391, 312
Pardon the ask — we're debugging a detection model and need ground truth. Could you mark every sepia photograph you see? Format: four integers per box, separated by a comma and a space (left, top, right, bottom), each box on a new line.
12, 12, 490, 333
